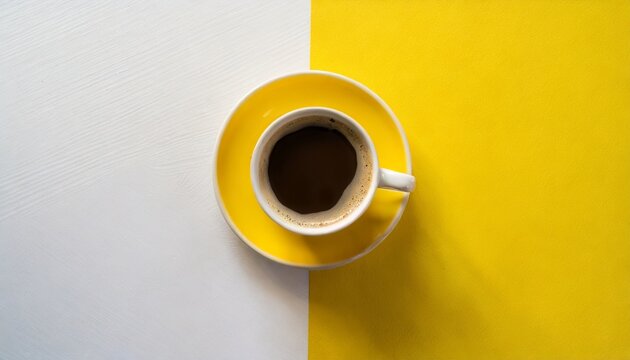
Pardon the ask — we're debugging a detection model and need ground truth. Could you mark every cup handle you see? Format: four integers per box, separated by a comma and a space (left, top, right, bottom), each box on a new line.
378, 168, 415, 192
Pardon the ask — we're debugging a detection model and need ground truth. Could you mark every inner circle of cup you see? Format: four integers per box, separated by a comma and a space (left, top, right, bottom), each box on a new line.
251, 107, 380, 236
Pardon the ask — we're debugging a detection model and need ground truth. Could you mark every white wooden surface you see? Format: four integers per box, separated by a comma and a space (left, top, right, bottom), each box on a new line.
0, 2, 309, 359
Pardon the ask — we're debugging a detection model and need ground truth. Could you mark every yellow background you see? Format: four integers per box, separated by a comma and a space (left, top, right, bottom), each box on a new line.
310, 1, 630, 358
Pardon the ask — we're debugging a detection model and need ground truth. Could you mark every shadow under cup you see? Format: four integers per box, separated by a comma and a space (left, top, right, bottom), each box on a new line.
251, 107, 379, 236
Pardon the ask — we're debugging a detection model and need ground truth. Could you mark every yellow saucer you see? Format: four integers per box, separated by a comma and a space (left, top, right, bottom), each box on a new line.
213, 71, 412, 269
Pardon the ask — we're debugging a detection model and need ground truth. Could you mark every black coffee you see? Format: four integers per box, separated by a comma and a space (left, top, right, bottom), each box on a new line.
268, 126, 357, 214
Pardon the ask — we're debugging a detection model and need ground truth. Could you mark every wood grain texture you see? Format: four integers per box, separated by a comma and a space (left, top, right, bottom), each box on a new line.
0, 1, 309, 359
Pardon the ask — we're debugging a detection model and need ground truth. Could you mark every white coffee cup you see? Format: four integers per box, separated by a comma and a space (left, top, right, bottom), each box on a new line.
251, 107, 415, 236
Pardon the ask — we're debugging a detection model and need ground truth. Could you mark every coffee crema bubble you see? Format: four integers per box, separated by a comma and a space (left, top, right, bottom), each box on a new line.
258, 115, 373, 228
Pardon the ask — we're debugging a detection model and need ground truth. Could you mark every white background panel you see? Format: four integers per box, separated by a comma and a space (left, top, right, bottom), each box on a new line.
0, 1, 309, 359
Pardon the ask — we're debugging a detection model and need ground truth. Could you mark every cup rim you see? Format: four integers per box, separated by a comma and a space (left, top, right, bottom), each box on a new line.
250, 106, 379, 236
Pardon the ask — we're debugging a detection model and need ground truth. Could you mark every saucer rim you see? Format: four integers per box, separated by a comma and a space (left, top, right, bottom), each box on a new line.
212, 70, 412, 270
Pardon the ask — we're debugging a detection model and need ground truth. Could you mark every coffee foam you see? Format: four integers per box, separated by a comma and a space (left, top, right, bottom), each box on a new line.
258, 115, 373, 228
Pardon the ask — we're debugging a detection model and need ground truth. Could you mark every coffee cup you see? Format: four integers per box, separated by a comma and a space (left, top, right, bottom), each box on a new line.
251, 107, 415, 236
